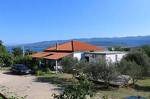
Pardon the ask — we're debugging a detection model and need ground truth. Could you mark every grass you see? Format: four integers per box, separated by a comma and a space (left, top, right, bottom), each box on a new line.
0, 67, 11, 71
93, 78, 150, 99
36, 72, 74, 87
137, 77, 150, 86
37, 73, 150, 99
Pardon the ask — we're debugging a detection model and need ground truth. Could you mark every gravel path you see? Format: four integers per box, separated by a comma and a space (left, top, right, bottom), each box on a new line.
0, 71, 60, 99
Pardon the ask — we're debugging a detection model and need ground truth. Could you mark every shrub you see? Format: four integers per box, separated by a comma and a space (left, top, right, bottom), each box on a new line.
141, 45, 150, 57
123, 49, 150, 76
53, 74, 93, 99
13, 56, 32, 66
12, 47, 23, 57
83, 61, 118, 88
35, 70, 45, 76
0, 53, 13, 67
61, 57, 78, 73
117, 60, 142, 85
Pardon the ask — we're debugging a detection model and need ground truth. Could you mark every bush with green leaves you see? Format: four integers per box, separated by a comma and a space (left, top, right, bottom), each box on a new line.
13, 56, 32, 65
117, 60, 142, 85
13, 56, 39, 71
53, 74, 93, 99
61, 57, 78, 73
123, 49, 150, 76
12, 47, 23, 57
0, 53, 13, 67
0, 41, 7, 54
25, 49, 35, 56
141, 45, 150, 57
83, 62, 118, 88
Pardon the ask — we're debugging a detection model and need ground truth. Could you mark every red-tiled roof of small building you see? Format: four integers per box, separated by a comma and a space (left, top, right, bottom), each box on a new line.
44, 53, 71, 60
31, 52, 54, 58
45, 40, 104, 52
31, 52, 71, 60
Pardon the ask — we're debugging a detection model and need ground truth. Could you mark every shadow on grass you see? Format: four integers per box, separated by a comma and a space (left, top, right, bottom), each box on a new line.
134, 84, 150, 92
35, 76, 73, 87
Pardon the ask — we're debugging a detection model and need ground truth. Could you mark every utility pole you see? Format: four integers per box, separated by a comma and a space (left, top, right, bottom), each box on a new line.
22, 46, 25, 57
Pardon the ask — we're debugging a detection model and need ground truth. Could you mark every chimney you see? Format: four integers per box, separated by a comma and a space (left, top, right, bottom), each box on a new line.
71, 40, 74, 52
56, 42, 58, 50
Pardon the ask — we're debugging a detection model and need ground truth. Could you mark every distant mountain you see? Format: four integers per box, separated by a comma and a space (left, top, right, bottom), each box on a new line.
7, 35, 150, 52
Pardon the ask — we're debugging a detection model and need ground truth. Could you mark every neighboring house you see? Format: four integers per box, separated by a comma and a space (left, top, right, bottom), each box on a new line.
84, 51, 127, 63
31, 40, 104, 71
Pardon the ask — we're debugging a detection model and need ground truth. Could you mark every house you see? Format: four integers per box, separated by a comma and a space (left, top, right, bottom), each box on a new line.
84, 51, 127, 63
31, 40, 104, 71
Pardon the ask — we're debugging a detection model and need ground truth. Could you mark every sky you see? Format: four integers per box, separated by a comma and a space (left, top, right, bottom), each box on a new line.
0, 0, 150, 45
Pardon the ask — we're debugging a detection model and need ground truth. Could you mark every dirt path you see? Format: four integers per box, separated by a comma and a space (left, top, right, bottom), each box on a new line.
0, 71, 61, 99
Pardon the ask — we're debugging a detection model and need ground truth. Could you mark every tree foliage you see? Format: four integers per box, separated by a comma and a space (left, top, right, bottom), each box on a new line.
123, 49, 150, 76
0, 53, 13, 66
12, 47, 23, 57
0, 40, 12, 66
117, 60, 142, 84
13, 56, 32, 66
53, 75, 92, 99
83, 62, 118, 88
61, 57, 78, 73
25, 49, 35, 56
0, 41, 7, 54
141, 45, 150, 57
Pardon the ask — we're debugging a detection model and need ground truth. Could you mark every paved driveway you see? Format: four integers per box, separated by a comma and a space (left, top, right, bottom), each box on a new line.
0, 71, 60, 99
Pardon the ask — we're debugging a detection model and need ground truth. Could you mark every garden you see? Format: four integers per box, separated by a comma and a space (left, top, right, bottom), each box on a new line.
0, 40, 150, 99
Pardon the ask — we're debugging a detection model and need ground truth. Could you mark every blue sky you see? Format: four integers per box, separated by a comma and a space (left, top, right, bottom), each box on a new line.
0, 0, 150, 45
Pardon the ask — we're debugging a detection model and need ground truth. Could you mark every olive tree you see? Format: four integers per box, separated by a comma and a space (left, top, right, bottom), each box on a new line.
141, 45, 150, 57
117, 60, 142, 85
61, 57, 78, 73
12, 47, 23, 57
83, 61, 118, 88
123, 49, 150, 76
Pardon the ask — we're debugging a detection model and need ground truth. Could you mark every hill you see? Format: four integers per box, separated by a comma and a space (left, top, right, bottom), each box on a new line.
7, 35, 150, 52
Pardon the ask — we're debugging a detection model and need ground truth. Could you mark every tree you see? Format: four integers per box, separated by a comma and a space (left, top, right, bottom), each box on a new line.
141, 45, 150, 57
61, 57, 78, 73
0, 53, 13, 66
0, 40, 7, 54
13, 56, 32, 66
25, 49, 35, 55
83, 62, 118, 88
117, 60, 142, 85
12, 47, 23, 57
123, 49, 150, 76
0, 40, 3, 46
0, 40, 12, 66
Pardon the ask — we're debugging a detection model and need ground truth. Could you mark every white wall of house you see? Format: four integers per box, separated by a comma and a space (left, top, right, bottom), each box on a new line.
73, 52, 83, 60
105, 53, 126, 63
84, 51, 127, 63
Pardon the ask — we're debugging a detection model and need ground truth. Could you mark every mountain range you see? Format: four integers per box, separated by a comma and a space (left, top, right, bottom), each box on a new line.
7, 35, 150, 52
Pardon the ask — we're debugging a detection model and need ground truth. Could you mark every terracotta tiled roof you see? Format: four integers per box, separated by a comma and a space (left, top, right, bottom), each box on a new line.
45, 40, 104, 52
31, 52, 54, 58
44, 53, 71, 60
